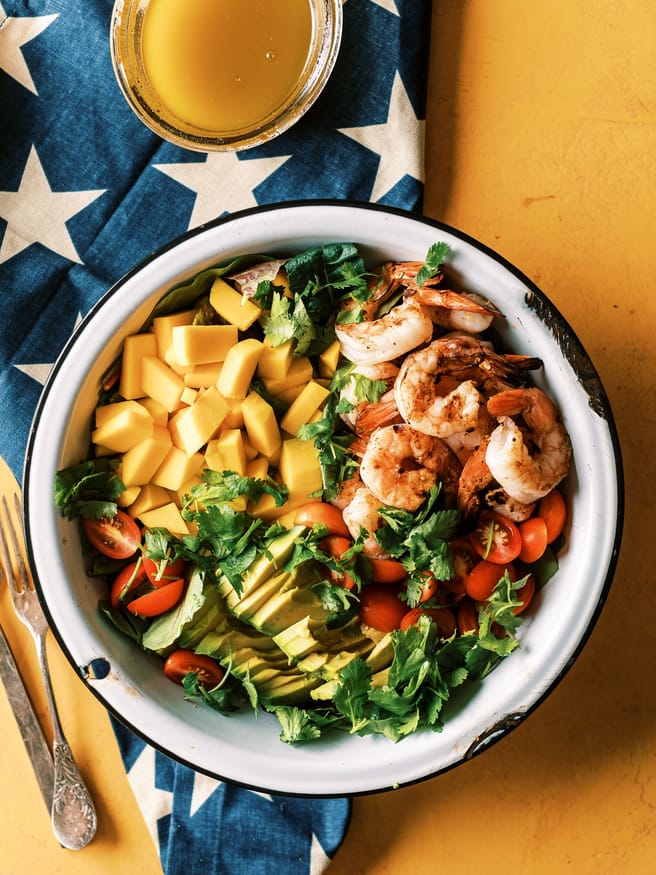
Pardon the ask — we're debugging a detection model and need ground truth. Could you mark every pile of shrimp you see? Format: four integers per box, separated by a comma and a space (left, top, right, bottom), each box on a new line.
330, 261, 573, 558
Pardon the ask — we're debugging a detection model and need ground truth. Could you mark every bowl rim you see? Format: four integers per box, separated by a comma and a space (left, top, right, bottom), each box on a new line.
22, 199, 625, 796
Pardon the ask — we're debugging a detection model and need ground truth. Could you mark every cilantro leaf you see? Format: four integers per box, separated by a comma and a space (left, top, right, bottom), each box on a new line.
54, 457, 125, 521
416, 242, 451, 287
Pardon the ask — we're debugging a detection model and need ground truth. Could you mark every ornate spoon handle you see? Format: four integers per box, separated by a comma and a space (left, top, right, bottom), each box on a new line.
52, 740, 98, 850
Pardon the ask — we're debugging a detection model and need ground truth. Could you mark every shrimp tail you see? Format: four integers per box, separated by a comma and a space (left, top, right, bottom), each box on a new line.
414, 287, 502, 316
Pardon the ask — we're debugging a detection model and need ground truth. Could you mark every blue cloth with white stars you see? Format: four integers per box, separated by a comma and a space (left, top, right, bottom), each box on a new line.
0, 1, 431, 871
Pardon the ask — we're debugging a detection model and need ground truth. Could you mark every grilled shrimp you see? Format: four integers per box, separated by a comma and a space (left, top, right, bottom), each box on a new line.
359, 423, 461, 511
393, 336, 541, 438
342, 486, 390, 559
485, 387, 572, 504
339, 362, 400, 432
457, 437, 535, 521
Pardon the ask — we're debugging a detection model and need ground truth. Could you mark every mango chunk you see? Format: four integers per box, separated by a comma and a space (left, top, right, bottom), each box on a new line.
318, 339, 341, 379
280, 380, 330, 436
205, 429, 247, 475
174, 386, 230, 456
95, 399, 146, 428
241, 391, 281, 457
257, 337, 294, 381
222, 398, 244, 430
261, 356, 313, 396
141, 356, 185, 412
152, 310, 196, 360
125, 483, 171, 518
118, 486, 141, 508
246, 456, 269, 480
137, 502, 190, 536
180, 386, 198, 406
209, 277, 262, 331
152, 446, 205, 491
279, 437, 323, 496
216, 339, 263, 399
119, 333, 158, 400
91, 404, 154, 453
171, 324, 238, 367
183, 362, 223, 388
120, 425, 173, 487
137, 397, 169, 427
249, 489, 311, 523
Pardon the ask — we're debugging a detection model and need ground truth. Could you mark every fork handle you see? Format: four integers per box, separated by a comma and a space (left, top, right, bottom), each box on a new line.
35, 631, 97, 850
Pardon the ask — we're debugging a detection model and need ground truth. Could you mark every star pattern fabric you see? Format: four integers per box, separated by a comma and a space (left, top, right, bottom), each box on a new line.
0, 1, 432, 872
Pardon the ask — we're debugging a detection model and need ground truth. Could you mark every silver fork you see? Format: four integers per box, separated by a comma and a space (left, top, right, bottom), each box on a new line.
0, 492, 97, 850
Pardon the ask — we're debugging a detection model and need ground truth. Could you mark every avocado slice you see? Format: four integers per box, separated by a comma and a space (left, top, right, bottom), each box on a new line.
219, 525, 304, 605
272, 616, 325, 661
196, 625, 280, 659
249, 585, 326, 636
229, 568, 293, 622
365, 632, 396, 673
258, 672, 323, 705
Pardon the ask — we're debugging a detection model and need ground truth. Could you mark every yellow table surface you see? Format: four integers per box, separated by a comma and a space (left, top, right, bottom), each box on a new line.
1, 2, 654, 872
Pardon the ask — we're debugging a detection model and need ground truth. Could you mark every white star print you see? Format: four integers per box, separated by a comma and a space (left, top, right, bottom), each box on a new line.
309, 832, 332, 874
338, 70, 424, 202
14, 312, 83, 385
154, 152, 291, 230
0, 3, 58, 94
343, 0, 399, 15
126, 745, 174, 855
190, 772, 222, 816
0, 146, 106, 265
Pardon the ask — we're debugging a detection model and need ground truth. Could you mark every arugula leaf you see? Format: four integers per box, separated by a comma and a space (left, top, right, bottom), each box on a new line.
415, 242, 451, 287
54, 457, 125, 520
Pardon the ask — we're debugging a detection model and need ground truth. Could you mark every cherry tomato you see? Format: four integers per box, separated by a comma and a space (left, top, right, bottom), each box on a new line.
538, 489, 567, 543
126, 578, 185, 617
457, 597, 479, 635
110, 560, 147, 608
518, 517, 548, 564
513, 574, 536, 615
400, 606, 457, 637
471, 511, 522, 564
370, 557, 407, 583
82, 509, 141, 559
416, 571, 438, 603
359, 584, 407, 632
295, 503, 351, 538
444, 538, 479, 596
464, 559, 516, 602
164, 649, 225, 689
143, 555, 186, 586
320, 535, 356, 590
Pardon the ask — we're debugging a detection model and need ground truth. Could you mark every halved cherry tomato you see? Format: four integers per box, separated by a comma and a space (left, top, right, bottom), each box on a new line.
538, 489, 567, 543
295, 502, 351, 538
143, 555, 186, 586
400, 606, 457, 637
82, 509, 141, 560
464, 559, 516, 602
457, 597, 479, 635
444, 538, 479, 596
110, 559, 147, 608
126, 578, 185, 617
415, 571, 438, 603
164, 649, 225, 689
470, 511, 522, 564
513, 574, 536, 615
370, 557, 407, 583
320, 535, 356, 590
518, 517, 548, 564
359, 584, 407, 632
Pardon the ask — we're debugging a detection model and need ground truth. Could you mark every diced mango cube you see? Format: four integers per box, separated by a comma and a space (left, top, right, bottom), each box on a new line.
249, 489, 309, 523
222, 398, 244, 430
152, 309, 195, 360
242, 434, 259, 460
152, 446, 205, 491
137, 397, 169, 427
95, 399, 146, 427
261, 356, 313, 396
91, 404, 154, 453
141, 356, 185, 412
274, 384, 307, 405
118, 486, 141, 508
280, 381, 330, 436
216, 339, 263, 399
171, 324, 238, 367
119, 333, 158, 400
246, 456, 269, 480
279, 438, 323, 496
125, 483, 171, 518
241, 391, 281, 457
174, 386, 230, 456
120, 426, 173, 487
318, 339, 341, 379
180, 386, 198, 406
137, 502, 190, 536
209, 277, 262, 331
257, 337, 294, 381
205, 429, 247, 475
183, 362, 223, 388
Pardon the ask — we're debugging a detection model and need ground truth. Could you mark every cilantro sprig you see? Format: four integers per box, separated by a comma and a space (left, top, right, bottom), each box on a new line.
54, 457, 125, 520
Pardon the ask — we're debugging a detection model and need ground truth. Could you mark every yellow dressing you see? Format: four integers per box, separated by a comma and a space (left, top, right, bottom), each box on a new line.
141, 0, 314, 133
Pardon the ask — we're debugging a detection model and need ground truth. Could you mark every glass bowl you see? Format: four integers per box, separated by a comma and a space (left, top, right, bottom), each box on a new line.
110, 0, 342, 151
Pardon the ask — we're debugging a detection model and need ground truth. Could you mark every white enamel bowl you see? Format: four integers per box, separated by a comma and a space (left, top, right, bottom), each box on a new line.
23, 202, 623, 796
